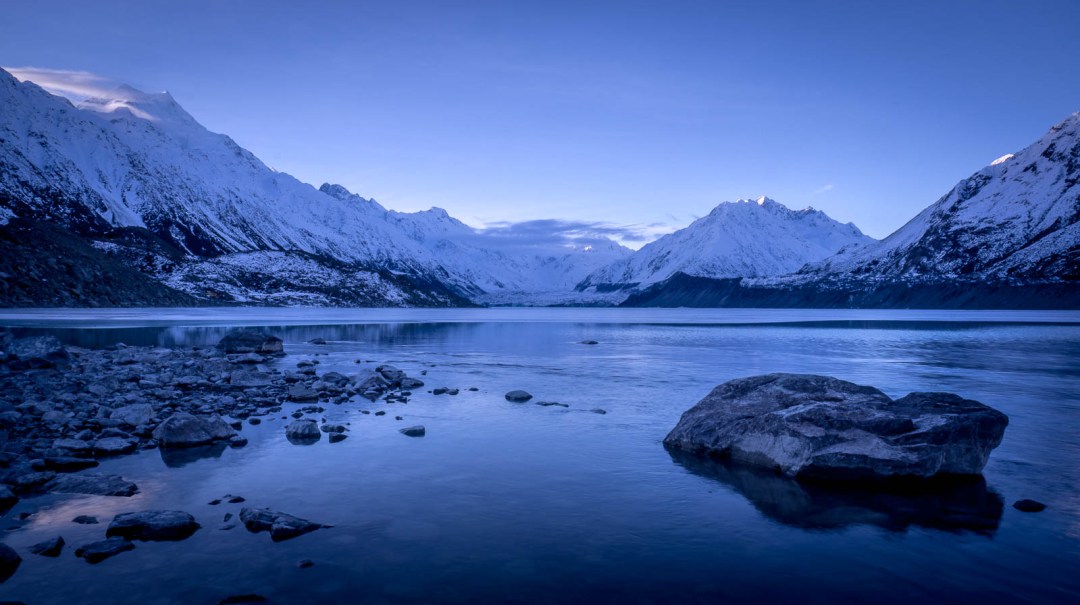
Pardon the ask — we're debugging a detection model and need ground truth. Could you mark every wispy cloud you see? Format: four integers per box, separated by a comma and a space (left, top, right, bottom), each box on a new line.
813, 183, 835, 195
3, 66, 126, 103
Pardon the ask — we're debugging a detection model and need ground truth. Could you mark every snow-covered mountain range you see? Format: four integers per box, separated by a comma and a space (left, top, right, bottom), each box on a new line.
624, 113, 1080, 308
576, 196, 872, 294
0, 67, 628, 305
1, 64, 1076, 308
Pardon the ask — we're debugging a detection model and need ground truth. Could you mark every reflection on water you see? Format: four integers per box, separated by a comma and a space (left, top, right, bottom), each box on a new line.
158, 443, 229, 468
668, 449, 1004, 534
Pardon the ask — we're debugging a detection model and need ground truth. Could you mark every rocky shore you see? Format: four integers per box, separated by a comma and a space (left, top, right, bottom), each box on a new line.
0, 329, 434, 502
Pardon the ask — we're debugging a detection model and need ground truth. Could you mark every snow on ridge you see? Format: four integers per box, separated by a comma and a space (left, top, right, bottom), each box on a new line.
578, 196, 874, 291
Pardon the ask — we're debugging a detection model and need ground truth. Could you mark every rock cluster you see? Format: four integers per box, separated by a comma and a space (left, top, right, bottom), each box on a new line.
664, 374, 1008, 481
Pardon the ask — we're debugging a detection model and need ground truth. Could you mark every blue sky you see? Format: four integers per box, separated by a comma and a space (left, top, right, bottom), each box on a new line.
3, 0, 1079, 243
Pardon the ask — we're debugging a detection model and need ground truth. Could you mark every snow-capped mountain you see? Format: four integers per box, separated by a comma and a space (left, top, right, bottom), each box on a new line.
577, 196, 873, 293
0, 67, 627, 305
620, 115, 1080, 309
804, 113, 1080, 283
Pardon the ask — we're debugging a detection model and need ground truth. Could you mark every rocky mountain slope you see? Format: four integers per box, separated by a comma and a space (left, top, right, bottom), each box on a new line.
576, 197, 873, 295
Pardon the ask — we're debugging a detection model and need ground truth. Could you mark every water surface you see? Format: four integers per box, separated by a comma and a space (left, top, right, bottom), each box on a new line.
1, 308, 1078, 604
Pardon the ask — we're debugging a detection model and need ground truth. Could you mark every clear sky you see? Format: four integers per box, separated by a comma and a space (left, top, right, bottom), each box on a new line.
3, 0, 1078, 244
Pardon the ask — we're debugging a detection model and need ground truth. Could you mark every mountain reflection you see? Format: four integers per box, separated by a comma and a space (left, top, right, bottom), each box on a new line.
668, 448, 1003, 534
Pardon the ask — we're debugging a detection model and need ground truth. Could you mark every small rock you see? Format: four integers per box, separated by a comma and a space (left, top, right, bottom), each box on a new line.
218, 595, 268, 604
43, 457, 99, 472
75, 537, 135, 564
505, 390, 533, 403
288, 386, 319, 402
239, 507, 323, 542
153, 413, 237, 448
1013, 499, 1047, 513
536, 401, 568, 408
0, 486, 17, 511
297, 559, 315, 569
107, 510, 201, 541
399, 425, 426, 437
329, 433, 348, 443
308, 338, 327, 345
579, 340, 599, 345
111, 404, 154, 427
285, 420, 321, 444
29, 536, 65, 557
73, 515, 99, 525
228, 496, 246, 504
217, 330, 284, 356
0, 543, 20, 582
433, 387, 450, 395
589, 408, 608, 414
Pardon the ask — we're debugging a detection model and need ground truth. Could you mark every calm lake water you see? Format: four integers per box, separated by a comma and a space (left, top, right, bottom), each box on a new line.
1, 308, 1079, 604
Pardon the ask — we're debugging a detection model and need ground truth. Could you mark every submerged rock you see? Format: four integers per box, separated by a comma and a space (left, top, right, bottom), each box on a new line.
399, 425, 426, 437
1013, 499, 1047, 512
0, 543, 21, 582
48, 474, 139, 497
664, 374, 1008, 481
153, 413, 236, 447
217, 330, 284, 356
505, 390, 533, 403
75, 537, 135, 564
239, 507, 323, 542
107, 510, 201, 541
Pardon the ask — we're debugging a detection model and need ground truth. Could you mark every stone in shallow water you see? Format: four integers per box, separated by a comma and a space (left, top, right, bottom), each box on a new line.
239, 507, 323, 542
48, 474, 139, 497
152, 413, 236, 447
107, 510, 201, 541
217, 330, 284, 356
75, 537, 134, 564
285, 419, 321, 444
30, 536, 65, 557
664, 373, 1008, 481
0, 543, 21, 582
1013, 499, 1047, 512
399, 425, 426, 437
505, 390, 533, 403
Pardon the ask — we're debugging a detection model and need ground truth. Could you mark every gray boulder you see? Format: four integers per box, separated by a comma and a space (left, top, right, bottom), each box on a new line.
107, 510, 200, 541
217, 330, 284, 356
285, 419, 321, 444
152, 413, 236, 447
93, 437, 139, 456
29, 536, 65, 557
239, 507, 323, 542
111, 403, 154, 427
663, 374, 1008, 481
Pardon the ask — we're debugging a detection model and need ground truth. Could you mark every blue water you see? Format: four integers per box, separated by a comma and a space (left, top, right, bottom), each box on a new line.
1, 308, 1078, 604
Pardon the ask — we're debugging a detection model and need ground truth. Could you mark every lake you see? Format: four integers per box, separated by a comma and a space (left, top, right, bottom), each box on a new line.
1, 308, 1079, 604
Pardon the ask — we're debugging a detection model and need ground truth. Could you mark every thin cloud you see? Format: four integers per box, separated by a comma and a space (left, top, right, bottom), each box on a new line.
3, 66, 127, 103
471, 218, 672, 250
814, 183, 835, 195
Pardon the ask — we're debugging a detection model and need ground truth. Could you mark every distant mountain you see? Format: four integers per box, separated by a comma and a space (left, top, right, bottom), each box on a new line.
807, 113, 1080, 282
623, 114, 1080, 309
577, 196, 873, 294
0, 68, 626, 306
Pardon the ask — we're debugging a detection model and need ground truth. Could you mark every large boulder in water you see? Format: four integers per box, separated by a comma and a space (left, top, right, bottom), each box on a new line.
285, 419, 321, 444
217, 330, 284, 356
663, 374, 1008, 481
239, 507, 323, 542
153, 413, 237, 448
